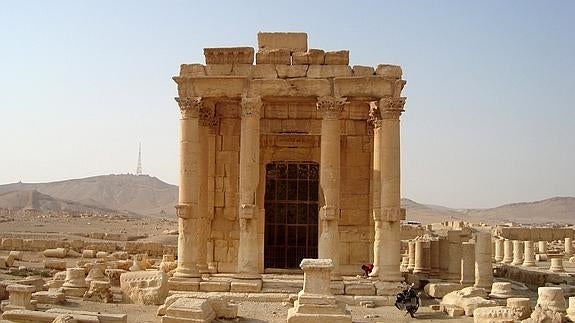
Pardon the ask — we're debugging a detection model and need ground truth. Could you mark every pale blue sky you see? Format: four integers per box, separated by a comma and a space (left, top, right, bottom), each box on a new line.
1, 1, 573, 208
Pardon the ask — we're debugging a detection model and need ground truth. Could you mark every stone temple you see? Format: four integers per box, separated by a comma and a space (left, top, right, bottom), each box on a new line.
171, 32, 407, 293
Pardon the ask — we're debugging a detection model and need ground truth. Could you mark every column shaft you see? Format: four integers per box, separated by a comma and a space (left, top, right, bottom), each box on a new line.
369, 103, 382, 276
474, 232, 493, 289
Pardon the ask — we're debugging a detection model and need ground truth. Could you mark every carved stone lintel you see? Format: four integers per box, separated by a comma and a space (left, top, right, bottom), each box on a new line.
379, 207, 406, 222
240, 96, 262, 118
316, 96, 348, 120
368, 101, 383, 130
175, 204, 196, 219
377, 97, 406, 120
175, 97, 202, 119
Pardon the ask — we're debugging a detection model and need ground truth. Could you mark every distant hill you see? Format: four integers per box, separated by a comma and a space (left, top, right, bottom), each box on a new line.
0, 174, 178, 217
0, 175, 572, 224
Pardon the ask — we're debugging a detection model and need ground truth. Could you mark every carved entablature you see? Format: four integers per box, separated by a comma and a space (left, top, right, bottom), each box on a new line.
367, 101, 383, 130
316, 96, 348, 120
240, 96, 262, 118
175, 96, 202, 119
376, 97, 406, 120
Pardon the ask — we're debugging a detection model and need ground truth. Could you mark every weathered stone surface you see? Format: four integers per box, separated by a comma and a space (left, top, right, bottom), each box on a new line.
489, 282, 515, 299
307, 65, 352, 78
292, 49, 325, 65
343, 282, 375, 296
230, 279, 262, 293
204, 47, 254, 64
324, 50, 349, 65
162, 297, 216, 323
180, 64, 206, 77
472, 306, 515, 323
248, 78, 330, 97
120, 270, 168, 305
375, 64, 403, 78
83, 280, 113, 303
424, 282, 463, 298
258, 32, 307, 51
44, 260, 67, 271
32, 290, 66, 305
43, 248, 67, 258
46, 308, 127, 323
276, 65, 308, 78
352, 65, 375, 76
506, 297, 532, 320
441, 287, 497, 317
256, 49, 291, 65
334, 76, 392, 98
175, 76, 248, 98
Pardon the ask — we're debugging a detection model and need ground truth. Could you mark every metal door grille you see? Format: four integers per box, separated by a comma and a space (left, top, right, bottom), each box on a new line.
264, 161, 319, 269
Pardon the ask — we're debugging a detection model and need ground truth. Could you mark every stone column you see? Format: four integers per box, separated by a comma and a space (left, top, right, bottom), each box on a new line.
317, 96, 347, 278
173, 97, 201, 283
430, 239, 440, 277
447, 230, 462, 281
494, 238, 504, 263
196, 101, 216, 273
377, 97, 406, 282
413, 240, 427, 276
565, 238, 573, 257
523, 240, 536, 267
368, 103, 382, 277
474, 232, 493, 289
549, 254, 565, 272
460, 241, 475, 285
4, 284, 35, 311
407, 240, 416, 272
236, 96, 262, 280
438, 236, 449, 278
502, 239, 513, 264
512, 240, 524, 265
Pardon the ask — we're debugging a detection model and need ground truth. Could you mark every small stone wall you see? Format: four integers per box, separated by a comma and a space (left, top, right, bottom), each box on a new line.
493, 227, 574, 241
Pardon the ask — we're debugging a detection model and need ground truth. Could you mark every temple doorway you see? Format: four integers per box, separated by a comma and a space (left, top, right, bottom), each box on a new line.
264, 161, 319, 269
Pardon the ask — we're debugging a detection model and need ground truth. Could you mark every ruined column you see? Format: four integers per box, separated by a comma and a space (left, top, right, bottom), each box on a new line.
236, 96, 262, 280
523, 240, 536, 267
494, 238, 504, 263
407, 240, 416, 272
565, 238, 573, 257
368, 103, 382, 277
502, 239, 513, 264
430, 239, 440, 277
317, 96, 347, 278
447, 230, 462, 281
549, 255, 565, 272
173, 97, 201, 284
196, 101, 216, 273
377, 97, 406, 282
438, 236, 449, 278
538, 240, 548, 255
512, 240, 524, 265
460, 241, 475, 285
413, 240, 427, 276
474, 232, 493, 289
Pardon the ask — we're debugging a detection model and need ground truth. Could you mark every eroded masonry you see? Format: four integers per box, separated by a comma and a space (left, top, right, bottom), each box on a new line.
171, 32, 407, 292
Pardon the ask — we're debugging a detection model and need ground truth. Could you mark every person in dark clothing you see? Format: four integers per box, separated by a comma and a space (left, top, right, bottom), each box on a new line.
361, 263, 374, 277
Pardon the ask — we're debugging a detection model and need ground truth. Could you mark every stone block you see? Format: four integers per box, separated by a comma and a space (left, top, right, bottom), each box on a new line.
424, 282, 463, 298
203, 47, 254, 64
44, 260, 67, 271
334, 76, 392, 98
175, 76, 248, 98
180, 64, 206, 77
348, 242, 370, 264
256, 49, 291, 65
46, 308, 127, 323
248, 78, 331, 97
199, 281, 230, 292
276, 65, 308, 78
375, 64, 403, 78
307, 65, 353, 78
120, 270, 168, 305
352, 65, 374, 76
250, 64, 278, 78
292, 49, 325, 65
32, 291, 66, 305
230, 279, 262, 292
205, 64, 233, 76
324, 50, 349, 65
258, 32, 307, 51
344, 282, 375, 296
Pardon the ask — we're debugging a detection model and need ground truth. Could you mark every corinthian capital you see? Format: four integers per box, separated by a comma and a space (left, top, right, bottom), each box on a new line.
240, 96, 262, 118
175, 97, 202, 119
316, 96, 348, 120
199, 100, 217, 128
368, 101, 383, 130
377, 97, 406, 120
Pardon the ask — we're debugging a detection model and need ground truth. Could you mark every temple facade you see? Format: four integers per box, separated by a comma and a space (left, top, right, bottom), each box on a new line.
171, 32, 407, 292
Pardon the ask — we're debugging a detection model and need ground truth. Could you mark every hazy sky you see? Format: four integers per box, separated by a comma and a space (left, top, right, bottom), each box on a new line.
1, 1, 574, 208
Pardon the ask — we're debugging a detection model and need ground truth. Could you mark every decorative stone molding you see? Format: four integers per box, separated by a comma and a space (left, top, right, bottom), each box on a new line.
375, 207, 406, 222
316, 96, 348, 120
203, 47, 254, 65
319, 206, 338, 222
175, 204, 196, 219
368, 101, 383, 130
175, 97, 202, 119
199, 101, 217, 128
240, 96, 262, 118
377, 97, 406, 120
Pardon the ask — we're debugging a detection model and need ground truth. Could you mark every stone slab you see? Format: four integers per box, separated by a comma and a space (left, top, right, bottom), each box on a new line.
230, 280, 262, 293
199, 281, 230, 292
258, 32, 307, 51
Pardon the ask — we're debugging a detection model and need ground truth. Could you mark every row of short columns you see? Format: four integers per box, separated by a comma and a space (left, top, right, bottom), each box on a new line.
404, 231, 493, 289
493, 237, 571, 272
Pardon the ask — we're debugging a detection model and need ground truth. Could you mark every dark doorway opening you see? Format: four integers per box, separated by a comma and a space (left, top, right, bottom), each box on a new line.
264, 161, 319, 269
